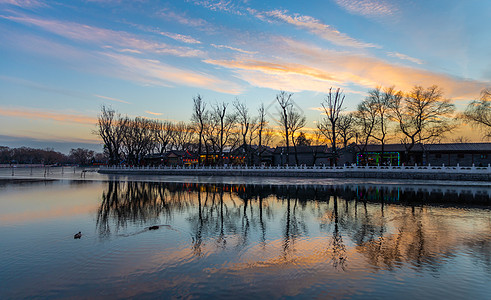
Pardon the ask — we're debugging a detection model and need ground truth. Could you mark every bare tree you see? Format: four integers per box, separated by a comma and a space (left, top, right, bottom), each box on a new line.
171, 122, 195, 151
191, 95, 207, 165
276, 91, 294, 164
256, 103, 269, 163
202, 111, 216, 165
261, 128, 275, 149
337, 113, 356, 148
212, 101, 237, 166
234, 99, 256, 165
462, 88, 491, 138
69, 148, 95, 166
121, 117, 156, 165
363, 87, 401, 164
288, 108, 306, 165
155, 120, 174, 155
96, 105, 127, 165
389, 85, 456, 164
353, 98, 378, 162
318, 88, 345, 165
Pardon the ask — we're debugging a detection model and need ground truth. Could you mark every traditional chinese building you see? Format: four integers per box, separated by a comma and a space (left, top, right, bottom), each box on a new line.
355, 143, 491, 166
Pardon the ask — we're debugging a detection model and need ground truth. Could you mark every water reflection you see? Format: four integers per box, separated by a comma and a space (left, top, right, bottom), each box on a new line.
98, 181, 491, 273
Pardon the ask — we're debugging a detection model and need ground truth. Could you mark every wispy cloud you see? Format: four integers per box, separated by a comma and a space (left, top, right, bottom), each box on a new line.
117, 48, 143, 54
129, 22, 202, 44
158, 9, 209, 28
260, 10, 379, 49
145, 111, 162, 116
1, 14, 204, 57
94, 94, 131, 104
159, 31, 201, 44
205, 38, 488, 99
190, 0, 245, 15
0, 0, 45, 8
334, 0, 398, 17
190, 1, 377, 49
211, 44, 257, 55
0, 107, 97, 125
388, 52, 424, 65
2, 29, 242, 95
102, 52, 243, 94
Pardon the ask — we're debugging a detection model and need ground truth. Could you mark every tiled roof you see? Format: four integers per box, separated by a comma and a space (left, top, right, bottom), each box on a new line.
273, 145, 329, 154
361, 143, 491, 152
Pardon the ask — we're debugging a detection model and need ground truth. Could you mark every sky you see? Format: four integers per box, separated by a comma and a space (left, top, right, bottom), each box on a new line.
0, 0, 490, 153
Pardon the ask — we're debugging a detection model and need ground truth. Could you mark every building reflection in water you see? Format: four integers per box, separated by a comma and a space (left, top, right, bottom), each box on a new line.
97, 181, 491, 272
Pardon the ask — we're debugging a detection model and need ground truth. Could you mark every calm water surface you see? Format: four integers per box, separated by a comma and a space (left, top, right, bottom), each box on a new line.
0, 175, 490, 299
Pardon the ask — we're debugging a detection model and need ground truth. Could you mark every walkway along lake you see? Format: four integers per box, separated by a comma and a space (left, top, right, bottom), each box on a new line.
0, 177, 490, 299
99, 164, 491, 181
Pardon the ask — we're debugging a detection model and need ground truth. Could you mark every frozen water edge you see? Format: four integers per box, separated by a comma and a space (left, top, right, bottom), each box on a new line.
1, 172, 491, 188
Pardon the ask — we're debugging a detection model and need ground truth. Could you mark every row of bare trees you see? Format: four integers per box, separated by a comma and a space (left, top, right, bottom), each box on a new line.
97, 106, 196, 165
191, 95, 275, 165
97, 97, 276, 165
272, 85, 458, 165
0, 146, 103, 165
312, 85, 457, 164
97, 85, 489, 166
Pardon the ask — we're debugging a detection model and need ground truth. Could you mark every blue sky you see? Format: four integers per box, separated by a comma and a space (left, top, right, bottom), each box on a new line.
0, 0, 490, 152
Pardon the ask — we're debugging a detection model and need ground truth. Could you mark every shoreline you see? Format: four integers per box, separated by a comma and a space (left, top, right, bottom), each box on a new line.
98, 166, 491, 182
2, 172, 491, 188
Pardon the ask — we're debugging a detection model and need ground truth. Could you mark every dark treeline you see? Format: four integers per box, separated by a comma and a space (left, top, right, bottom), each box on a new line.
97, 85, 490, 166
97, 96, 275, 165
0, 146, 105, 165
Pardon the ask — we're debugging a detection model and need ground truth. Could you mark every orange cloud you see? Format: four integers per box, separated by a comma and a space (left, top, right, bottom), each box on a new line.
145, 111, 162, 116
0, 107, 97, 125
94, 94, 131, 104
205, 38, 489, 99
205, 59, 339, 82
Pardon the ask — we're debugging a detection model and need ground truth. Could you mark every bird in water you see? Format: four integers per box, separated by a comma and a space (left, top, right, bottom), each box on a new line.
74, 232, 82, 239
148, 226, 159, 230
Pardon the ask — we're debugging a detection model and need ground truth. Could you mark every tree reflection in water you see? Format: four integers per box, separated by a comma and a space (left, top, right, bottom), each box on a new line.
97, 181, 491, 271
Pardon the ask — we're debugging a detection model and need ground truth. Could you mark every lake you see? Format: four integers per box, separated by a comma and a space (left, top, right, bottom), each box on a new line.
0, 171, 490, 299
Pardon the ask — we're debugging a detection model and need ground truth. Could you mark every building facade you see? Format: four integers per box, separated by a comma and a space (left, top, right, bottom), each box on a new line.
356, 143, 491, 166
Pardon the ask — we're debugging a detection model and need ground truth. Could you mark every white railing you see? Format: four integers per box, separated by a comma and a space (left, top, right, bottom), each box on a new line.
99, 163, 491, 174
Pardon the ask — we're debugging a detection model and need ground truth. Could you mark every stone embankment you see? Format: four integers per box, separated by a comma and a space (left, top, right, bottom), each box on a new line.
99, 165, 491, 182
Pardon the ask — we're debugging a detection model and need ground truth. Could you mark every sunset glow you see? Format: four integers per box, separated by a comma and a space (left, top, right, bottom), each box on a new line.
1, 0, 490, 151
